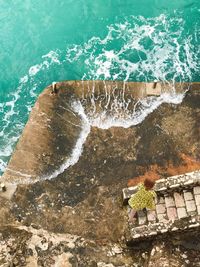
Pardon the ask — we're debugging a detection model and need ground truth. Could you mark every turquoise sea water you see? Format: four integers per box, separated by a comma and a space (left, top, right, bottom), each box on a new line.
0, 0, 200, 174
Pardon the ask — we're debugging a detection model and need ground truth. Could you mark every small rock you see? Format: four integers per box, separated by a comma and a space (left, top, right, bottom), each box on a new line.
0, 183, 6, 192
107, 251, 114, 257
13, 258, 19, 265
181, 253, 187, 259
142, 253, 146, 259
151, 248, 155, 256
112, 245, 122, 254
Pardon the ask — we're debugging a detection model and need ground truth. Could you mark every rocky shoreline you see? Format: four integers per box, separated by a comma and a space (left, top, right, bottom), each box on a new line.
0, 81, 200, 266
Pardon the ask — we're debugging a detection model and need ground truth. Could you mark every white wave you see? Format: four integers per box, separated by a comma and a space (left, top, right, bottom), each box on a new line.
65, 13, 198, 82
0, 159, 6, 173
42, 50, 61, 64
88, 92, 185, 129
0, 49, 62, 175
40, 101, 91, 181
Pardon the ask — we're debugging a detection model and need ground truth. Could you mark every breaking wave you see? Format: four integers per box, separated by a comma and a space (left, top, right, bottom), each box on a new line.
66, 14, 199, 82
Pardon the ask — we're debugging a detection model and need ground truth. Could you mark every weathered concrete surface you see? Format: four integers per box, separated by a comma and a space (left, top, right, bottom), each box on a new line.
0, 81, 200, 266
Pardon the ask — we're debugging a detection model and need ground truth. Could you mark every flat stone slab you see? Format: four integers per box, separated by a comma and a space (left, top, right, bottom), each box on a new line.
177, 207, 188, 219
184, 191, 194, 201
137, 210, 147, 225
165, 196, 175, 207
147, 210, 157, 222
194, 186, 200, 195
185, 200, 197, 213
167, 207, 178, 221
194, 194, 200, 206
157, 213, 168, 223
155, 196, 165, 205
156, 204, 166, 214
174, 192, 185, 208
197, 206, 200, 216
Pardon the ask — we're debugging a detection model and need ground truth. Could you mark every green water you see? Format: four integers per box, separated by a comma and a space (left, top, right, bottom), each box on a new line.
0, 0, 200, 174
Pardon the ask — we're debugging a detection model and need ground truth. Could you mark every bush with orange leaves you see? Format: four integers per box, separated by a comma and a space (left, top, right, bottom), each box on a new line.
127, 153, 200, 187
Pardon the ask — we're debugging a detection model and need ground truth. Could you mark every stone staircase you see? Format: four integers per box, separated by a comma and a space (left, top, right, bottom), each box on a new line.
122, 170, 200, 242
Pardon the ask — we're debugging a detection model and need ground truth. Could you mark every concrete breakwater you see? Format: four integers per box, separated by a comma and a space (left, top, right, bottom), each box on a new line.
1, 80, 194, 185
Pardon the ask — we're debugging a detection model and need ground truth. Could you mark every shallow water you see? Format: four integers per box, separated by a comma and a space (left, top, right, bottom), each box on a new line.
0, 0, 200, 174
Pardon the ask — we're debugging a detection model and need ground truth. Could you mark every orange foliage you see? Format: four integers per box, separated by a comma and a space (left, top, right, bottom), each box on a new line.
127, 153, 200, 187
127, 167, 160, 187
167, 153, 200, 176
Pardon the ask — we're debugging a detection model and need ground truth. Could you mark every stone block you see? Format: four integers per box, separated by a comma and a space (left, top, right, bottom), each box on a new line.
149, 231, 157, 236
184, 180, 194, 186
122, 186, 137, 204
156, 204, 166, 214
132, 234, 141, 239
188, 223, 200, 229
194, 194, 200, 206
177, 207, 187, 219
193, 186, 200, 195
131, 225, 148, 235
170, 184, 179, 189
147, 210, 157, 222
157, 214, 168, 223
197, 206, 200, 216
171, 227, 179, 231
174, 192, 185, 208
161, 229, 168, 233
165, 196, 175, 207
167, 207, 178, 221
137, 210, 147, 225
185, 200, 196, 213
183, 191, 194, 201
155, 182, 165, 191
155, 196, 165, 205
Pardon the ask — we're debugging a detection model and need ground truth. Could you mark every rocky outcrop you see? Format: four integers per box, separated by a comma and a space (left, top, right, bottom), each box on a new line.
0, 81, 200, 266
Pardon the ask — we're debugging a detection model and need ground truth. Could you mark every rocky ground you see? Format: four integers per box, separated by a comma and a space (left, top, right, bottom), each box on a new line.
0, 82, 200, 266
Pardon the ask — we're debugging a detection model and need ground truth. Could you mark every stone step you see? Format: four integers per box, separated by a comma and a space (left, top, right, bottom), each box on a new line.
173, 192, 187, 219
132, 190, 199, 227
128, 214, 200, 242
125, 170, 200, 243
147, 209, 157, 223
177, 207, 187, 219
137, 210, 147, 225
174, 192, 185, 208
122, 170, 200, 204
185, 191, 197, 215
193, 186, 200, 216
